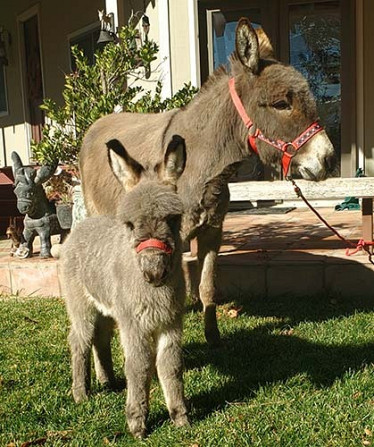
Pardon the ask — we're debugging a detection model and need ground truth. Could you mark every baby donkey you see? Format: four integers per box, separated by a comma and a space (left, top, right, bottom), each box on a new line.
60, 135, 189, 438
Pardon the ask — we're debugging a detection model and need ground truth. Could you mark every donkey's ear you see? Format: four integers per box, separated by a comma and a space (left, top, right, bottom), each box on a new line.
256, 27, 275, 60
106, 139, 144, 191
161, 135, 186, 186
235, 18, 260, 74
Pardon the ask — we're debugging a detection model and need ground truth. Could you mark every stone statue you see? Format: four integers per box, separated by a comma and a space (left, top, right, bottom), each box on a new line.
11, 151, 67, 258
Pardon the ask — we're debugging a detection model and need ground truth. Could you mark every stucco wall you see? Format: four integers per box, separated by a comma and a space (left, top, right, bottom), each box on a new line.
0, 0, 103, 167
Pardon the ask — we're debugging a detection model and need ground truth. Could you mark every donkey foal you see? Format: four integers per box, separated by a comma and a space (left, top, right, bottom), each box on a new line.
60, 136, 189, 438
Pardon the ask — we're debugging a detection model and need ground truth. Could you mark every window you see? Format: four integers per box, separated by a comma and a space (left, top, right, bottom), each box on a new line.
289, 2, 341, 172
209, 9, 261, 72
69, 26, 100, 71
0, 65, 8, 115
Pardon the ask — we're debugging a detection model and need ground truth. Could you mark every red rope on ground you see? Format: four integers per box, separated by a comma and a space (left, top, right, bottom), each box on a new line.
287, 177, 374, 264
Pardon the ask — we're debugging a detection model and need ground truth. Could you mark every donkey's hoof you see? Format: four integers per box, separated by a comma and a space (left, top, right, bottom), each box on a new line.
205, 327, 222, 347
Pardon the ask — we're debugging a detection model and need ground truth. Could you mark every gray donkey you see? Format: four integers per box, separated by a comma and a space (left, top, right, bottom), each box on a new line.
59, 135, 189, 439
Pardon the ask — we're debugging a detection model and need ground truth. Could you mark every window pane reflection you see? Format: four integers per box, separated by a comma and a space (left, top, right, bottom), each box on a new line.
289, 2, 341, 172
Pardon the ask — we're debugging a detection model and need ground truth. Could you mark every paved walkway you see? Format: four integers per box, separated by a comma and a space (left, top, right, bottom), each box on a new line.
0, 206, 372, 299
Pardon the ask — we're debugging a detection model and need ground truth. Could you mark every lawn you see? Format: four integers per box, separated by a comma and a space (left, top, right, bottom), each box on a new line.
1, 293, 374, 446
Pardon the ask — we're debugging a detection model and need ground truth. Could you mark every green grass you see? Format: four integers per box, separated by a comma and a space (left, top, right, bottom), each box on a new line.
1, 294, 374, 446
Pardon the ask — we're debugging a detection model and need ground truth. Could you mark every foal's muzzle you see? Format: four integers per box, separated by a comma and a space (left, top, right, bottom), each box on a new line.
136, 239, 173, 287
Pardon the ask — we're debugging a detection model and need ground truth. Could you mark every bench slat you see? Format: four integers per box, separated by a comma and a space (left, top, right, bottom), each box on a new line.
229, 177, 374, 201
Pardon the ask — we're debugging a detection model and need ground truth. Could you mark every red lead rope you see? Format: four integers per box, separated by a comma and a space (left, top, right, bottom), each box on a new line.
288, 177, 374, 264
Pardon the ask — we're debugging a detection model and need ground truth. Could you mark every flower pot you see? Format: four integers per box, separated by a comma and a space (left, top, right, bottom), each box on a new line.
56, 203, 73, 229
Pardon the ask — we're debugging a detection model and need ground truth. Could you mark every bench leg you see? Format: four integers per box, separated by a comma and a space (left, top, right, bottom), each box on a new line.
362, 198, 373, 253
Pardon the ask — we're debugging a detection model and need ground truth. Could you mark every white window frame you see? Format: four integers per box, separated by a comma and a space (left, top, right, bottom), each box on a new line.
68, 22, 100, 71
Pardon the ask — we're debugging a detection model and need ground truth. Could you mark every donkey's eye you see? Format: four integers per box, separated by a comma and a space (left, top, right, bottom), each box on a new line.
126, 221, 134, 231
272, 100, 291, 110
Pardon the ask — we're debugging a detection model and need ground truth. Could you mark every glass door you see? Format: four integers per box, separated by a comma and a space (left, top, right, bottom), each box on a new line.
198, 0, 350, 178
288, 1, 341, 174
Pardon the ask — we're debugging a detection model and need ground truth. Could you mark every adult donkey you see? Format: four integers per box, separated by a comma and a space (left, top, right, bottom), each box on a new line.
79, 19, 336, 345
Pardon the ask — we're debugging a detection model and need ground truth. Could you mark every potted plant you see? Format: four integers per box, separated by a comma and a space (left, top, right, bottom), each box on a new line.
43, 166, 78, 229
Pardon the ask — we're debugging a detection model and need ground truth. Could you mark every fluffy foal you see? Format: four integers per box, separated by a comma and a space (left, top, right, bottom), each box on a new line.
60, 136, 189, 438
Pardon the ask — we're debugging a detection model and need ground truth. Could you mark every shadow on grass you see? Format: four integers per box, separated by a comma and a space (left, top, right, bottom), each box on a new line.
184, 294, 374, 421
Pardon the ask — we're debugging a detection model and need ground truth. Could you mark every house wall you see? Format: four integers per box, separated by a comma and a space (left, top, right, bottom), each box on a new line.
0, 0, 103, 167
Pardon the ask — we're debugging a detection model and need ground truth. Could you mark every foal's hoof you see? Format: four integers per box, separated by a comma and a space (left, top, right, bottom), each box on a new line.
174, 414, 190, 428
72, 387, 88, 403
128, 422, 146, 439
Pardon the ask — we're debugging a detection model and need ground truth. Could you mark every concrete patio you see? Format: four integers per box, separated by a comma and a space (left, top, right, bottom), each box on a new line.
0, 205, 373, 299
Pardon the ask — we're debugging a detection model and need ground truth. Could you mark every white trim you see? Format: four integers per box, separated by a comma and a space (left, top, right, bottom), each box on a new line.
206, 10, 216, 75
105, 0, 119, 31
187, 0, 201, 88
158, 0, 172, 98
356, 0, 365, 171
68, 22, 99, 41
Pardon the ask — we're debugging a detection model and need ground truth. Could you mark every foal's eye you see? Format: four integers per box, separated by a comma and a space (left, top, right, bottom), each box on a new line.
125, 221, 134, 231
272, 100, 291, 111
167, 215, 181, 228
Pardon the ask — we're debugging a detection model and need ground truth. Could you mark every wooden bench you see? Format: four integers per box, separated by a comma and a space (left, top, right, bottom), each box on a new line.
228, 177, 374, 247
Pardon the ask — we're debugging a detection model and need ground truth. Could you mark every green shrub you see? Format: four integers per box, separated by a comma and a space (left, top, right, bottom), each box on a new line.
31, 24, 198, 168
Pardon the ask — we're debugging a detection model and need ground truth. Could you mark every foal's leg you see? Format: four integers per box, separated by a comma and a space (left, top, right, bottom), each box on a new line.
66, 294, 96, 403
92, 315, 116, 388
197, 225, 223, 346
156, 326, 189, 427
120, 327, 155, 439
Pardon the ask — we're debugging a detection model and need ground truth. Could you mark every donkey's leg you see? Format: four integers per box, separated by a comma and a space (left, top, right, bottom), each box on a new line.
156, 326, 189, 427
197, 225, 223, 346
120, 327, 155, 439
92, 315, 116, 388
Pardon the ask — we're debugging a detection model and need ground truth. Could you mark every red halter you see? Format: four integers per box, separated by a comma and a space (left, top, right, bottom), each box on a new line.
136, 238, 173, 255
228, 77, 324, 178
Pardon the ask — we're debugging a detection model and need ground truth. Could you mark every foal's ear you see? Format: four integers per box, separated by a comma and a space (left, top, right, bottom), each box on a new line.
161, 135, 186, 186
106, 139, 144, 191
235, 18, 260, 74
